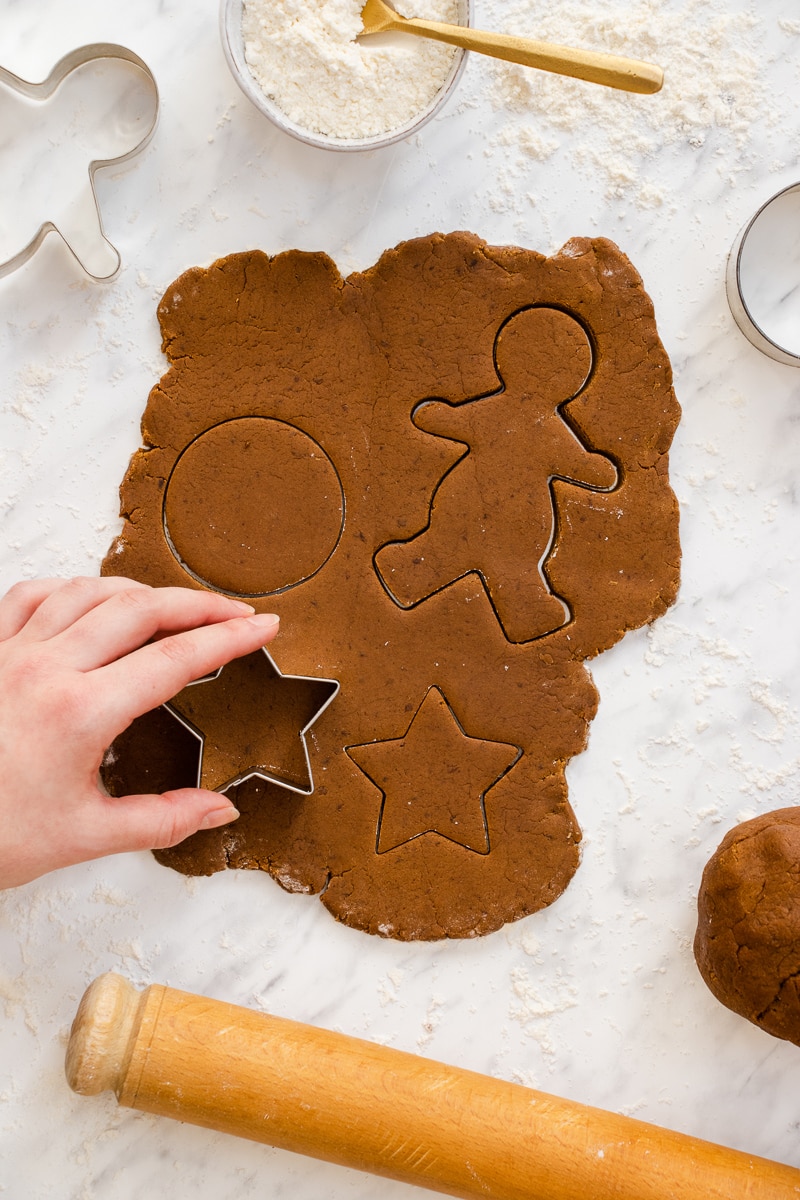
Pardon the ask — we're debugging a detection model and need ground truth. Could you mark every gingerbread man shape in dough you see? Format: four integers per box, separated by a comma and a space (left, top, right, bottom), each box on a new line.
375, 307, 619, 643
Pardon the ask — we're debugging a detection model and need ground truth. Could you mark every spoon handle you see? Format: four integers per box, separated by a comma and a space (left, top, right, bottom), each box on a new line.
387, 16, 663, 94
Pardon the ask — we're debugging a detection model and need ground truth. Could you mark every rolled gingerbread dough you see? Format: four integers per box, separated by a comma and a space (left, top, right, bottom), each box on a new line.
101, 231, 681, 940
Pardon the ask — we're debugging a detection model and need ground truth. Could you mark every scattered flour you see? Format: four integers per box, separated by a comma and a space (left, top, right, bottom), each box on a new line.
509, 966, 578, 1060
377, 968, 405, 1006
749, 679, 796, 746
729, 742, 800, 795
242, 0, 459, 139
479, 0, 785, 208
417, 992, 446, 1047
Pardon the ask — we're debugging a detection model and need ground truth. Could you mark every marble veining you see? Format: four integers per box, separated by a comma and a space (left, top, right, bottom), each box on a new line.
1, 0, 800, 1196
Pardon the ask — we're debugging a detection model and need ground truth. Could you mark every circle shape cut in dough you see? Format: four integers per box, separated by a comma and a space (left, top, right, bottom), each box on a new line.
163, 417, 344, 596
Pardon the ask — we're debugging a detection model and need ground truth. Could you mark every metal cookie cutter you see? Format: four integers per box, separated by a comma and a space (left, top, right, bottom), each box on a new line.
0, 43, 159, 281
165, 647, 341, 797
726, 181, 800, 367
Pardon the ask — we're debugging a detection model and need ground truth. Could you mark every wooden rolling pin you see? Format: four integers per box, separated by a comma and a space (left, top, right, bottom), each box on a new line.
66, 973, 800, 1200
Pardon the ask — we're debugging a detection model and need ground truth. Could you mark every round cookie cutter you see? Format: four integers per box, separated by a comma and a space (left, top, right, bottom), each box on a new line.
0, 43, 159, 281
726, 181, 800, 367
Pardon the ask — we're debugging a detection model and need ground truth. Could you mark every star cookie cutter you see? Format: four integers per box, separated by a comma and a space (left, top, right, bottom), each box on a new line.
0, 43, 159, 282
726, 181, 800, 367
165, 648, 341, 797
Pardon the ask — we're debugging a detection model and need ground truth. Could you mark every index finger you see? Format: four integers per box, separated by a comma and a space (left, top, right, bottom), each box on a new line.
91, 611, 280, 738
49, 584, 256, 671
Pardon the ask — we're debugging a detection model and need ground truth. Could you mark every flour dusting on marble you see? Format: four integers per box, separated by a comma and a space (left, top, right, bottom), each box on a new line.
509, 967, 578, 1059
478, 0, 789, 208
378, 968, 405, 1006
417, 992, 446, 1048
642, 619, 800, 816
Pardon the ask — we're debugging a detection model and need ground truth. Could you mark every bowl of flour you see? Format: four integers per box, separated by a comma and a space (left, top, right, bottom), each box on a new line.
220, 0, 471, 150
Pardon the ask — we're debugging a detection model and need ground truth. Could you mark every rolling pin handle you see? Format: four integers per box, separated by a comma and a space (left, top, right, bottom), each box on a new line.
65, 972, 146, 1097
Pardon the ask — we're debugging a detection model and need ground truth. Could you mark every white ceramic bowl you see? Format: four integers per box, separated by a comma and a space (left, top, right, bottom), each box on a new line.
220, 0, 472, 152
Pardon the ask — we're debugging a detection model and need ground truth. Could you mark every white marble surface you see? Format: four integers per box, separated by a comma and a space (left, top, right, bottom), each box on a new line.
2, 0, 800, 1195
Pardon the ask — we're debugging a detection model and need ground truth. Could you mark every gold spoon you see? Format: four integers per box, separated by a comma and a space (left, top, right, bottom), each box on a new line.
360, 0, 663, 95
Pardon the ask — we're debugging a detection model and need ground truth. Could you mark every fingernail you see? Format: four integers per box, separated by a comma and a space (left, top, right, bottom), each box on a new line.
231, 600, 256, 613
199, 805, 240, 830
246, 613, 280, 630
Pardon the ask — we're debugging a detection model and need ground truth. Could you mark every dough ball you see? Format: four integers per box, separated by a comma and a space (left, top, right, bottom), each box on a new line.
694, 807, 800, 1046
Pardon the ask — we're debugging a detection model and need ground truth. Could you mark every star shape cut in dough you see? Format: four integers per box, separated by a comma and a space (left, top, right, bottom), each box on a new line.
347, 687, 521, 854
165, 649, 339, 795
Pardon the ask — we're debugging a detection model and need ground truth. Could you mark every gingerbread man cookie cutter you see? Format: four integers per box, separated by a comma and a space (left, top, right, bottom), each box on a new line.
726, 181, 800, 367
0, 43, 159, 282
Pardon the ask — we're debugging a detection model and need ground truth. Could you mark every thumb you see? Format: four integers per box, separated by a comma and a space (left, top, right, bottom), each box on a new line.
89, 788, 239, 857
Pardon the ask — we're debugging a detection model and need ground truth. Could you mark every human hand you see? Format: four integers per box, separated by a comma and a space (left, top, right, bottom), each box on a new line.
0, 577, 280, 889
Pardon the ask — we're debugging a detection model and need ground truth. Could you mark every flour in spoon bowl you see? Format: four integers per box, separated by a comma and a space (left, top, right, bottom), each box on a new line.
241, 0, 461, 140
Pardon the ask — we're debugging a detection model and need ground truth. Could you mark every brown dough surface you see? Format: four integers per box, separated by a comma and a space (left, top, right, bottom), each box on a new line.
347, 686, 520, 855
100, 231, 681, 940
166, 650, 338, 793
695, 808, 800, 1046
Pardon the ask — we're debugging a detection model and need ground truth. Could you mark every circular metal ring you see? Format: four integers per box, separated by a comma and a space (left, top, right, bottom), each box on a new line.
725, 181, 800, 368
